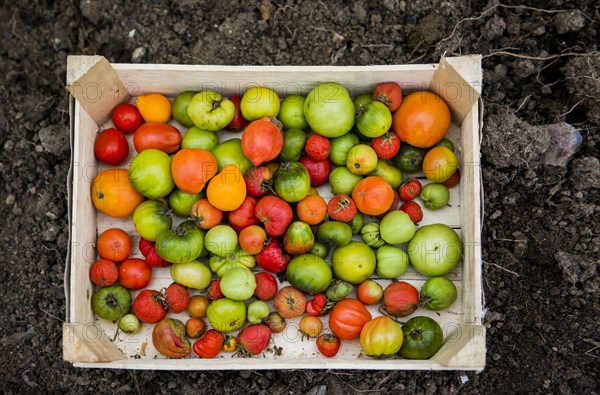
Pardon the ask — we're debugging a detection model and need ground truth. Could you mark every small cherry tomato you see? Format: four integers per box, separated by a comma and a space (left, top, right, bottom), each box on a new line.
316, 333, 341, 357
112, 103, 144, 133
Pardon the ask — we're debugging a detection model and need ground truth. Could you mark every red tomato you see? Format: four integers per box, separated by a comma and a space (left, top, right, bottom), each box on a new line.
327, 194, 357, 222
89, 258, 118, 287
356, 279, 383, 305
305, 134, 331, 161
255, 237, 290, 273
316, 333, 341, 357
370, 132, 401, 160
193, 329, 224, 358
398, 179, 422, 201
399, 201, 423, 223
226, 96, 249, 131
118, 258, 152, 290
254, 195, 293, 237
299, 155, 332, 187
112, 103, 144, 133
328, 298, 372, 340
133, 123, 182, 154
228, 196, 259, 233
383, 281, 419, 317
94, 128, 129, 165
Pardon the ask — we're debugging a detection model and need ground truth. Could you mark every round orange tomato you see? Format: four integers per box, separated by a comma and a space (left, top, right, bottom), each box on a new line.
190, 199, 222, 230
207, 164, 246, 211
273, 286, 306, 319
91, 169, 145, 218
422, 146, 458, 182
136, 93, 171, 123
97, 228, 132, 262
392, 91, 450, 148
239, 225, 266, 254
171, 148, 218, 194
351, 176, 394, 216
296, 195, 327, 225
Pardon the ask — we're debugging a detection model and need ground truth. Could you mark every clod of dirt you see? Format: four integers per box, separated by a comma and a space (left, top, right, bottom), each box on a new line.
407, 15, 446, 51
554, 10, 586, 34
554, 251, 598, 294
570, 157, 600, 190
482, 15, 506, 41
79, 0, 110, 25
39, 124, 69, 157
482, 110, 550, 169
562, 56, 600, 123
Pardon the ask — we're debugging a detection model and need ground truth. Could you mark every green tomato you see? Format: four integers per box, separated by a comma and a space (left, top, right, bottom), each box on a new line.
187, 90, 235, 131
286, 254, 332, 294
407, 224, 462, 276
209, 247, 256, 277
376, 244, 409, 278
119, 313, 141, 334
133, 200, 173, 241
392, 144, 427, 174
168, 188, 204, 217
247, 300, 271, 323
379, 210, 416, 244
325, 280, 354, 302
283, 221, 315, 255
331, 241, 376, 284
279, 128, 307, 162
360, 222, 385, 248
181, 127, 219, 151
155, 220, 204, 263
329, 167, 363, 196
304, 83, 355, 138
420, 183, 450, 210
241, 87, 281, 120
353, 92, 373, 112
369, 159, 403, 189
347, 211, 364, 235
129, 149, 175, 199
207, 298, 246, 332
309, 240, 329, 258
279, 95, 308, 130
399, 316, 444, 359
420, 277, 458, 311
220, 267, 256, 301
172, 90, 197, 128
91, 285, 131, 321
211, 138, 252, 174
274, 162, 311, 203
435, 137, 455, 152
346, 144, 378, 175
329, 132, 360, 166
205, 225, 238, 257
170, 260, 212, 290
316, 221, 352, 247
356, 101, 392, 138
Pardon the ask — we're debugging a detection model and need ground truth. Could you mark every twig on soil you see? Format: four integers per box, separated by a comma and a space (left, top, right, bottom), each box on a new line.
360, 44, 394, 49
40, 308, 64, 323
483, 51, 600, 60
128, 370, 142, 395
557, 100, 584, 118
483, 260, 520, 277
516, 94, 533, 112
583, 339, 600, 358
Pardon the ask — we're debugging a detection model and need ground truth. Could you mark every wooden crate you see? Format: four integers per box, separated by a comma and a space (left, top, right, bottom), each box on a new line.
64, 56, 485, 370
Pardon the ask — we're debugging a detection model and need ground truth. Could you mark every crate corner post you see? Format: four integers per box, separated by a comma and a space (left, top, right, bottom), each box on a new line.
63, 322, 126, 364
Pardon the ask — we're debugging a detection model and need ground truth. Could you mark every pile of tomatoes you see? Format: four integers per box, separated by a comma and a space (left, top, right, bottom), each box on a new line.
89, 81, 463, 360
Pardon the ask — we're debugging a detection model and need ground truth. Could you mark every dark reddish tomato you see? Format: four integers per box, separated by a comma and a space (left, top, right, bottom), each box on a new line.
228, 196, 259, 233
89, 258, 118, 287
226, 95, 249, 131
256, 237, 290, 273
327, 194, 357, 222
306, 293, 328, 316
299, 155, 332, 187
443, 168, 461, 188
398, 179, 422, 201
370, 132, 401, 160
207, 279, 224, 300
400, 201, 423, 223
193, 329, 224, 358
94, 128, 129, 165
112, 103, 143, 133
373, 82, 403, 112
118, 258, 152, 290
305, 134, 331, 161
316, 333, 341, 357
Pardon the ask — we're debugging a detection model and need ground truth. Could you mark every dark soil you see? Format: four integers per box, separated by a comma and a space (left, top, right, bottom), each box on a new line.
1, 0, 599, 393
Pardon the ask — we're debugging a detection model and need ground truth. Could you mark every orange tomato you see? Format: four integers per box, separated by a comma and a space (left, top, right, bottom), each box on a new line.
422, 146, 458, 183
392, 91, 450, 148
296, 195, 327, 225
351, 176, 394, 216
188, 295, 210, 318
190, 199, 223, 230
136, 93, 172, 123
91, 169, 144, 218
299, 316, 323, 338
171, 148, 218, 194
222, 336, 237, 352
273, 286, 306, 319
239, 225, 267, 254
97, 228, 132, 262
207, 164, 247, 211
